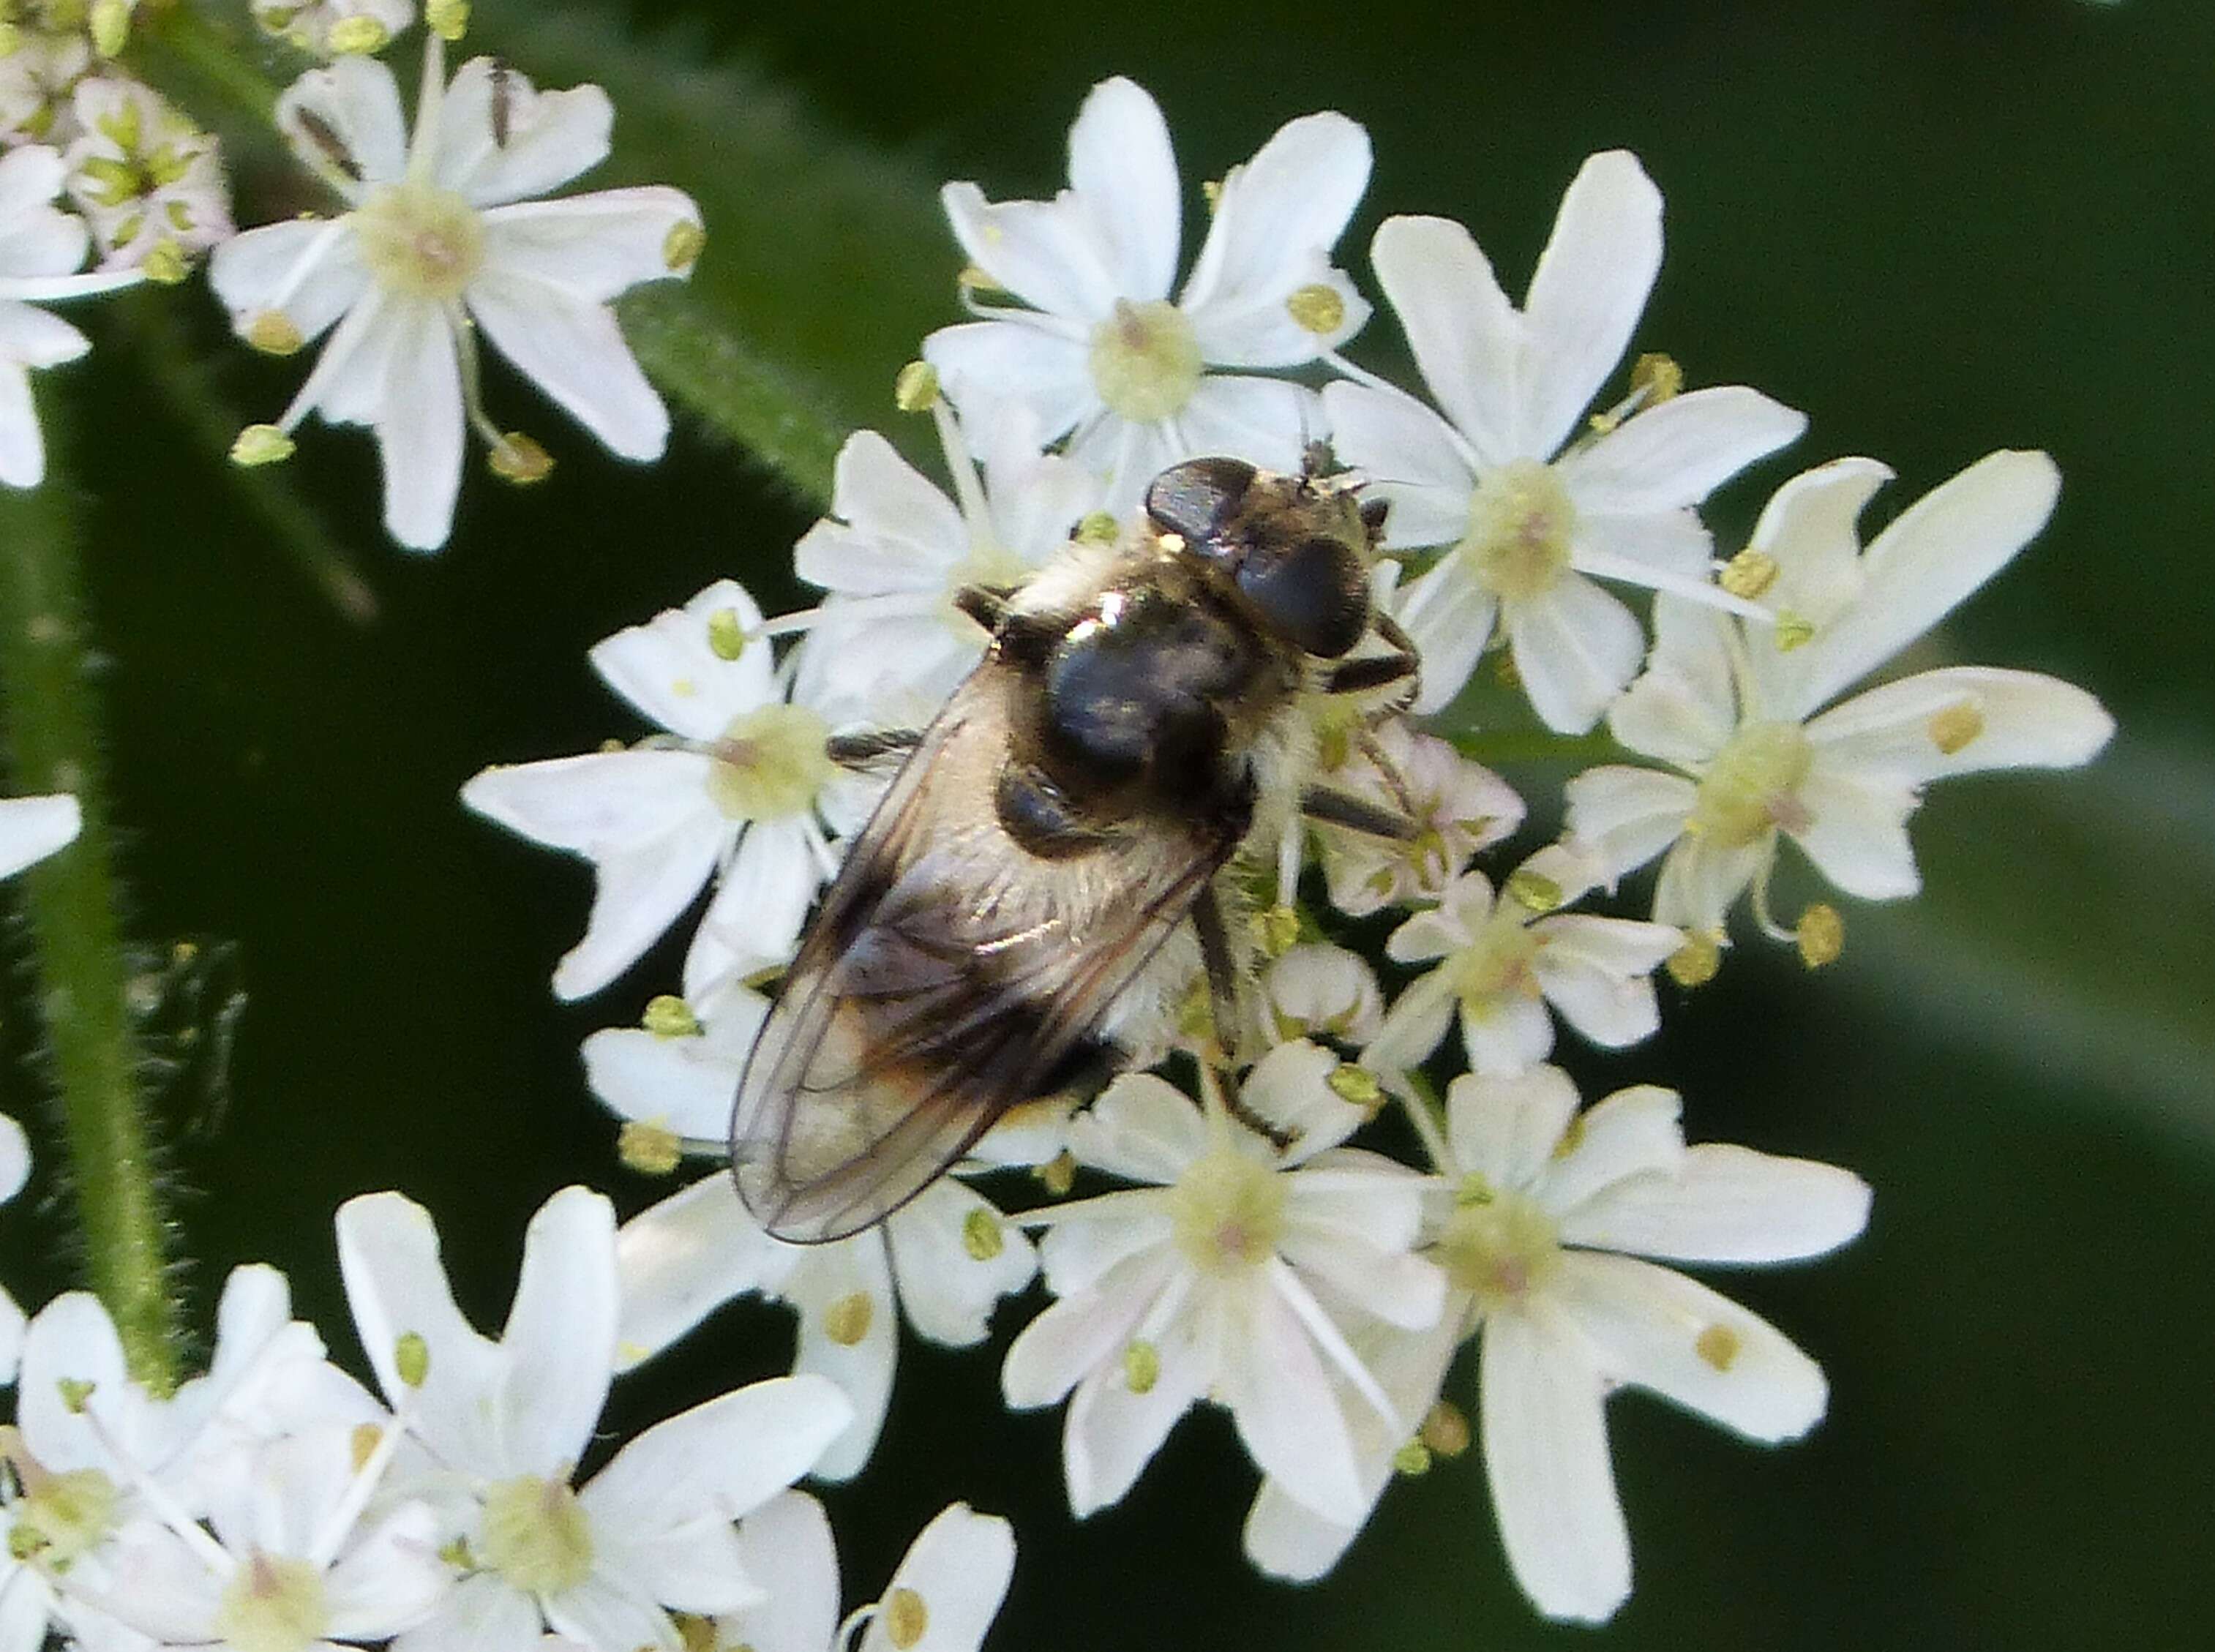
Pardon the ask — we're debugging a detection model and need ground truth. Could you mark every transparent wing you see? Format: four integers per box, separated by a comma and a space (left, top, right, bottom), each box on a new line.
730, 666, 1239, 1242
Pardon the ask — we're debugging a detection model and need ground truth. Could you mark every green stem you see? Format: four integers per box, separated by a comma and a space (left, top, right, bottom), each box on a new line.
0, 462, 181, 1394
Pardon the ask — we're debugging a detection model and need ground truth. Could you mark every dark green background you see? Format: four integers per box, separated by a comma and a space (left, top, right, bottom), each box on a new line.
4, 1, 2211, 1648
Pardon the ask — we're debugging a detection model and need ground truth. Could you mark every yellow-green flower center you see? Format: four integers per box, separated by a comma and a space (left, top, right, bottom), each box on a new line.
1089, 299, 1202, 424
1460, 460, 1576, 603
211, 1553, 329, 1652
706, 704, 833, 822
1443, 914, 1542, 1013
1438, 1185, 1559, 1309
479, 1473, 595, 1595
1690, 721, 1814, 848
10, 1465, 118, 1569
1169, 1144, 1287, 1275
355, 181, 485, 301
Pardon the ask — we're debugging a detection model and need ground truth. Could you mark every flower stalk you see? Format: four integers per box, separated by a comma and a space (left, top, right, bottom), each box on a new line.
0, 454, 181, 1394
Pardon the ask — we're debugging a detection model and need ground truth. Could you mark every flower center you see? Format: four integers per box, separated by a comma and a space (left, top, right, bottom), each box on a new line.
1459, 460, 1576, 602
1088, 299, 1202, 424
8, 1464, 119, 1568
1443, 915, 1542, 1013
354, 181, 486, 301
705, 704, 833, 822
1438, 1184, 1559, 1309
479, 1473, 596, 1596
1690, 721, 1814, 848
212, 1553, 329, 1652
1169, 1144, 1288, 1275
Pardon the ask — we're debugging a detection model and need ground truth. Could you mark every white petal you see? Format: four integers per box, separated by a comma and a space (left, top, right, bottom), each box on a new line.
686, 822, 821, 983
460, 751, 724, 1000
1065, 77, 1180, 302
1744, 455, 1897, 631
1517, 151, 1662, 461
1804, 667, 2114, 784
1281, 1174, 1444, 1331
922, 320, 1096, 448
1558, 386, 1805, 514
940, 183, 1116, 322
1391, 555, 1498, 716
1317, 380, 1474, 547
884, 1180, 1037, 1348
580, 1374, 854, 1531
325, 1501, 450, 1637
1554, 1253, 1829, 1441
0, 148, 67, 225
1360, 969, 1456, 1077
1182, 110, 1371, 364
372, 299, 465, 550
1559, 1142, 1871, 1263
1002, 1247, 1174, 1408
1068, 1071, 1207, 1184
1532, 915, 1679, 1048
334, 1192, 507, 1472
479, 187, 700, 303
496, 1187, 621, 1472
590, 578, 775, 738
209, 218, 370, 349
615, 1177, 792, 1370
0, 360, 45, 487
1445, 1066, 1578, 1190
1062, 1310, 1206, 1516
1504, 573, 1644, 734
584, 1020, 754, 1143
392, 1574, 539, 1652
1532, 1084, 1685, 1219
435, 61, 612, 208
0, 792, 79, 879
0, 1285, 20, 1385
856, 1505, 1016, 1652
1607, 595, 1739, 765
277, 55, 407, 188
1222, 1283, 1367, 1524
794, 430, 967, 595
1788, 762, 1922, 901
1366, 214, 1521, 468
782, 1236, 899, 1482
468, 271, 667, 460
1458, 994, 1556, 1078
1240, 1039, 1367, 1161
541, 1577, 678, 1652
1031, 1195, 1172, 1298
1650, 833, 1768, 933
1168, 374, 1317, 478
1479, 1307, 1631, 1623
1562, 765, 1697, 885
1575, 503, 1714, 576
725, 1493, 839, 1652
1791, 449, 2061, 716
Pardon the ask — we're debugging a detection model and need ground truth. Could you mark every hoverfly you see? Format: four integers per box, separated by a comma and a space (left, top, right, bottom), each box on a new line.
730, 457, 1421, 1242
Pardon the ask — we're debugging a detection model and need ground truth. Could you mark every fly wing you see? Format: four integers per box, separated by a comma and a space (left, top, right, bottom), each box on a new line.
730, 661, 1239, 1242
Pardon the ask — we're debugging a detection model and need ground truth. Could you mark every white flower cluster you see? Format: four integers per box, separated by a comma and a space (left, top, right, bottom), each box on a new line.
0, 1182, 1016, 1652
457, 77, 2115, 1626
0, 15, 700, 552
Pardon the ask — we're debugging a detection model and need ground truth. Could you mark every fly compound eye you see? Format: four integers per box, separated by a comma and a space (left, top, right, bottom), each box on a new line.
1144, 457, 1258, 547
1236, 533, 1369, 658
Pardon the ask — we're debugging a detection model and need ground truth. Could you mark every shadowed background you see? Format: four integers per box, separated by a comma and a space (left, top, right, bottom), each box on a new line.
3, 1, 2209, 1648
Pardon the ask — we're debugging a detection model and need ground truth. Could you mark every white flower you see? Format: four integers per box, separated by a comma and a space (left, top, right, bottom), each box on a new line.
787, 404, 1102, 714
1002, 1041, 1444, 1527
923, 77, 1371, 513
335, 1187, 855, 1652
62, 76, 233, 272
77, 1425, 447, 1652
0, 143, 138, 487
1310, 718, 1523, 918
460, 578, 880, 1001
1246, 1065, 1871, 1622
0, 1113, 27, 1380
253, 0, 416, 58
585, 1002, 1038, 1481
1566, 452, 2117, 936
0, 790, 78, 879
0, 31, 89, 148
1365, 844, 1682, 1079
208, 40, 702, 549
1324, 153, 1807, 731
720, 1495, 1014, 1652
1259, 942, 1383, 1048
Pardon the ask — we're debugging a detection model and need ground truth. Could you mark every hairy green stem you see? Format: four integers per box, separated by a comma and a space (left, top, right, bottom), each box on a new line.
0, 465, 181, 1393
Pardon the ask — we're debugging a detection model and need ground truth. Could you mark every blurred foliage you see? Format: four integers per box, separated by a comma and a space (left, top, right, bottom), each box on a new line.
1, 1, 2211, 1649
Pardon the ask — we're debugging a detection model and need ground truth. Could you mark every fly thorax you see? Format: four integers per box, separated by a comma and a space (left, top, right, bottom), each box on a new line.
1690, 721, 1814, 847
1169, 1145, 1287, 1276
211, 1553, 329, 1652
1443, 914, 1542, 1015
479, 1473, 595, 1595
706, 704, 833, 822
1460, 460, 1575, 603
355, 180, 485, 301
1437, 1179, 1559, 1309
1089, 299, 1202, 423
